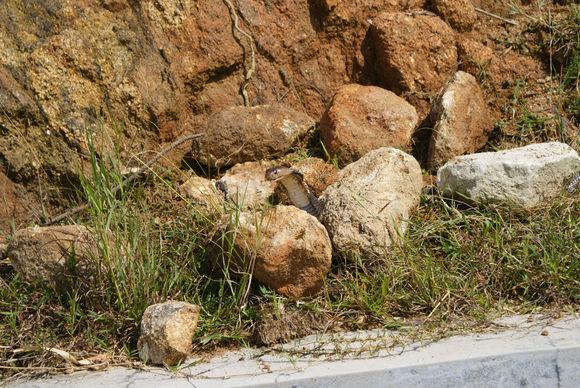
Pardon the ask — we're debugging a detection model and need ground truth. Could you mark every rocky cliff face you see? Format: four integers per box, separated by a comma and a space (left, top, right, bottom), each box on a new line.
1, 0, 424, 230
1, 0, 558, 233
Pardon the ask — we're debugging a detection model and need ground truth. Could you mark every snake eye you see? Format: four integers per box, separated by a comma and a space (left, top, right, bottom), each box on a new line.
265, 167, 279, 180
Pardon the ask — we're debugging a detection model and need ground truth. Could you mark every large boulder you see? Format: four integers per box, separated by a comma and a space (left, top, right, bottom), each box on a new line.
320, 84, 418, 164
320, 147, 423, 259
192, 104, 314, 168
437, 142, 580, 208
233, 206, 332, 298
369, 11, 457, 97
431, 0, 477, 32
217, 161, 276, 209
6, 225, 105, 289
427, 71, 492, 170
137, 301, 200, 366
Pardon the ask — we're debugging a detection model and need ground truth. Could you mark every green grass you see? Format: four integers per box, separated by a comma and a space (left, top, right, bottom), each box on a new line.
490, 3, 579, 149
1, 140, 578, 372
2, 1, 580, 375
320, 196, 578, 322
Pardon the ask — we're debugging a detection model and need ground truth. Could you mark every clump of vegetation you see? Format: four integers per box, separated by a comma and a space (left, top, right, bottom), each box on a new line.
2, 0, 579, 379
548, 4, 579, 92
1, 140, 578, 374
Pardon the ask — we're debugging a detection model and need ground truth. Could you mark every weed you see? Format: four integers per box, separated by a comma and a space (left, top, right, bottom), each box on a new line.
1, 157, 578, 373
2, 2, 580, 371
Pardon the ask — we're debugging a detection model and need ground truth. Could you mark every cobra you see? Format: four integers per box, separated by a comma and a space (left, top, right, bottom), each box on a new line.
265, 166, 321, 217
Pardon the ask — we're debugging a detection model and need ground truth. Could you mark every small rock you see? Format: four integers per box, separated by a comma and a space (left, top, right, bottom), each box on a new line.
192, 104, 315, 168
293, 157, 339, 196
217, 161, 276, 209
320, 84, 418, 164
234, 206, 332, 298
437, 142, 580, 208
7, 225, 105, 289
137, 301, 200, 366
369, 12, 457, 97
427, 71, 492, 170
431, 0, 477, 32
180, 176, 224, 209
320, 147, 423, 259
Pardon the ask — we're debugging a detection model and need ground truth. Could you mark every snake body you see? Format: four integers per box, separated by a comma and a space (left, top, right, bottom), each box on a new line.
265, 166, 321, 217
568, 172, 580, 194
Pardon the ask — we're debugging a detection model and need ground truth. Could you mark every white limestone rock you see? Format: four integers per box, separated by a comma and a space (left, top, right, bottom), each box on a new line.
437, 142, 580, 208
180, 175, 224, 210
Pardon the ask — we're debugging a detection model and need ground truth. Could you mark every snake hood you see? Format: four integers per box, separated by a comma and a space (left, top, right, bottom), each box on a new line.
265, 165, 320, 217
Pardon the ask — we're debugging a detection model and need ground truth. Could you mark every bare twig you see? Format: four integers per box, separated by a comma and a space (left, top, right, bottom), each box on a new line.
222, 0, 256, 106
43, 133, 204, 226
475, 7, 518, 26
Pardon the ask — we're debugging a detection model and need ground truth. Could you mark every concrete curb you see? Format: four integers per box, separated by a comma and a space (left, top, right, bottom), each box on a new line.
9, 315, 580, 387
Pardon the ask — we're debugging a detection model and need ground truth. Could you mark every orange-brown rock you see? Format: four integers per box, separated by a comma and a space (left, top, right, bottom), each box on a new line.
192, 104, 314, 168
456, 37, 495, 77
427, 71, 492, 170
320, 84, 418, 164
431, 0, 477, 32
234, 206, 332, 298
317, 0, 427, 25
369, 12, 458, 98
293, 157, 339, 196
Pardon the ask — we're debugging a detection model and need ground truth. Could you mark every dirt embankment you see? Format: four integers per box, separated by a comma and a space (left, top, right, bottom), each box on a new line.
0, 0, 569, 233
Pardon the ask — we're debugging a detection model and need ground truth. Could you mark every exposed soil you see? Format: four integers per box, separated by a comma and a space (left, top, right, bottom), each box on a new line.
1, 1, 578, 234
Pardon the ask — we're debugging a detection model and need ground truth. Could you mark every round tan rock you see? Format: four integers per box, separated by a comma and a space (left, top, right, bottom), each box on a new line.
180, 175, 225, 210
7, 225, 104, 290
320, 147, 423, 259
320, 84, 419, 164
217, 161, 277, 209
431, 0, 477, 32
192, 104, 315, 168
234, 206, 332, 299
369, 12, 457, 96
137, 301, 200, 366
427, 71, 492, 170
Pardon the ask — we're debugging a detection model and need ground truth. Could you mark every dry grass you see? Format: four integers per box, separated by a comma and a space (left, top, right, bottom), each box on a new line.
1, 1, 580, 378
1, 147, 578, 375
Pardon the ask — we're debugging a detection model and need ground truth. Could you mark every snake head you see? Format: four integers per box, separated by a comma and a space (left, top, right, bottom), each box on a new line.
265, 166, 300, 181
